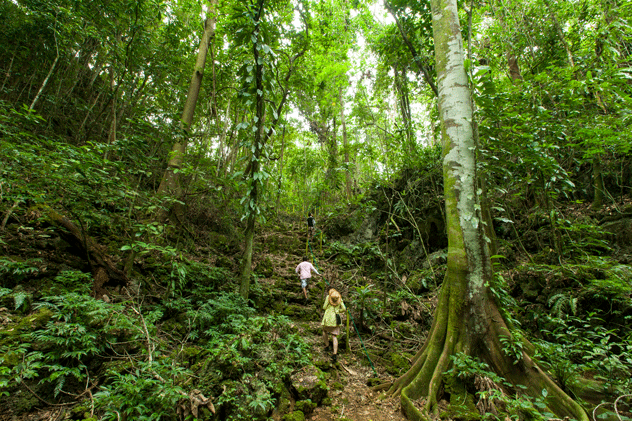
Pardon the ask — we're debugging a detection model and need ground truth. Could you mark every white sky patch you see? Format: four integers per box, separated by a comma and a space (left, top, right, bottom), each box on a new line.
368, 1, 394, 25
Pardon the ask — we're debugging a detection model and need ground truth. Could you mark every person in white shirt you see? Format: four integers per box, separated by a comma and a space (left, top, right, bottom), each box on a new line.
295, 256, 320, 299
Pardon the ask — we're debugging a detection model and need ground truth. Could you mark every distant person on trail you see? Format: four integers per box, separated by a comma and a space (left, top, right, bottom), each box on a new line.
307, 213, 315, 240
295, 256, 320, 299
321, 288, 346, 362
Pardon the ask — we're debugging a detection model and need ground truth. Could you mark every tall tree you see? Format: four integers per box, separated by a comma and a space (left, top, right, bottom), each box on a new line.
238, 0, 308, 298
157, 0, 219, 199
384, 0, 589, 419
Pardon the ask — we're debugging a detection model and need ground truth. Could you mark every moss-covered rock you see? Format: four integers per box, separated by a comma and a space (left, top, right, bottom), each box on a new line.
405, 270, 434, 294
290, 365, 328, 404
0, 288, 33, 314
255, 256, 274, 278
282, 410, 305, 421
282, 304, 310, 320
384, 351, 413, 375
295, 399, 316, 414
366, 377, 381, 387
0, 385, 43, 415
330, 381, 345, 391
274, 383, 293, 416
215, 254, 233, 269
0, 307, 53, 343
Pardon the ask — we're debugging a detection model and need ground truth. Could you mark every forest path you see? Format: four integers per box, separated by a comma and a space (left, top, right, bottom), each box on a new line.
259, 226, 407, 421
300, 321, 406, 421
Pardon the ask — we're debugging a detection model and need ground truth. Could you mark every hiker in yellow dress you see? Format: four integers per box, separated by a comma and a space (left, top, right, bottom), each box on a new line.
321, 288, 345, 362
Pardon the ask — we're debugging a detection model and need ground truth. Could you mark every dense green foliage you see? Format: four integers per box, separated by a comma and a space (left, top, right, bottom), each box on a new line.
1, 0, 632, 418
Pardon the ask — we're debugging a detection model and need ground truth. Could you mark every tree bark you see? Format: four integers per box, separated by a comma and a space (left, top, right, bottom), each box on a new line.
385, 0, 589, 419
29, 33, 59, 111
394, 64, 415, 156
104, 62, 117, 162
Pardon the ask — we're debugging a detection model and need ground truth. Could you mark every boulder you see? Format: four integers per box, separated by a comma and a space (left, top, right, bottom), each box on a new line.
289, 366, 328, 405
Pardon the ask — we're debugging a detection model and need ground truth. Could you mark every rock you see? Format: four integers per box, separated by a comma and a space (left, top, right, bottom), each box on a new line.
602, 217, 632, 246
282, 410, 305, 421
422, 249, 447, 269
255, 256, 274, 278
295, 399, 316, 414
290, 366, 328, 405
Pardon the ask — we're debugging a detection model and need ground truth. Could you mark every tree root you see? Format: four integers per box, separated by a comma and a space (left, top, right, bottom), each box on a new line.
383, 284, 590, 421
47, 208, 129, 297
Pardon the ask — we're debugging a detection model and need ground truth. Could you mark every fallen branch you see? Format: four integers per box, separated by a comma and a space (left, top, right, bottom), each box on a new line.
1, 199, 20, 231
47, 209, 129, 296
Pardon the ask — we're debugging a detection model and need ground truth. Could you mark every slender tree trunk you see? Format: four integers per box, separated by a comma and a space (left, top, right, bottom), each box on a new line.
592, 158, 604, 210
329, 117, 339, 195
340, 93, 352, 201
546, 1, 575, 67
1, 52, 16, 92
385, 0, 589, 420
30, 34, 59, 111
216, 98, 232, 177
157, 0, 218, 197
239, 0, 266, 299
394, 64, 415, 156
239, 0, 307, 298
104, 64, 117, 162
384, 1, 438, 97
275, 126, 287, 211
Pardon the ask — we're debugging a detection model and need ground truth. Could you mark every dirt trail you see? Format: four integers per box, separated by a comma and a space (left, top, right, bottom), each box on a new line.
266, 229, 408, 421
305, 324, 406, 421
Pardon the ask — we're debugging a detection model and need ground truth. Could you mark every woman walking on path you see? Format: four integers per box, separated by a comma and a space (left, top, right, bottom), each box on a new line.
295, 256, 320, 299
321, 288, 345, 362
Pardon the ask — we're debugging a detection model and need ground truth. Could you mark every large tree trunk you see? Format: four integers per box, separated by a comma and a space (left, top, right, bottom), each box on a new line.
385, 0, 589, 420
157, 0, 218, 197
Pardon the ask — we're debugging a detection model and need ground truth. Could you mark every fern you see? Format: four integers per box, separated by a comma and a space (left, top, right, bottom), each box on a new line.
13, 292, 28, 310
548, 293, 577, 317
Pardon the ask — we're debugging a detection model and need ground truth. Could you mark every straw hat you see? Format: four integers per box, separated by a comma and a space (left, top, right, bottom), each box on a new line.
328, 289, 341, 306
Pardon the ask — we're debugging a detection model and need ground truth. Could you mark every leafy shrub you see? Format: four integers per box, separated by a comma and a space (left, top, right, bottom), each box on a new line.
196, 313, 311, 420
536, 313, 632, 394
0, 257, 41, 287
0, 294, 147, 401
94, 360, 189, 420
188, 292, 256, 339
53, 270, 92, 295
447, 353, 550, 420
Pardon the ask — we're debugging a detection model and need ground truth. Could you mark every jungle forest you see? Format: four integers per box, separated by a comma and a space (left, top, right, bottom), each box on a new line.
1, 0, 632, 419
